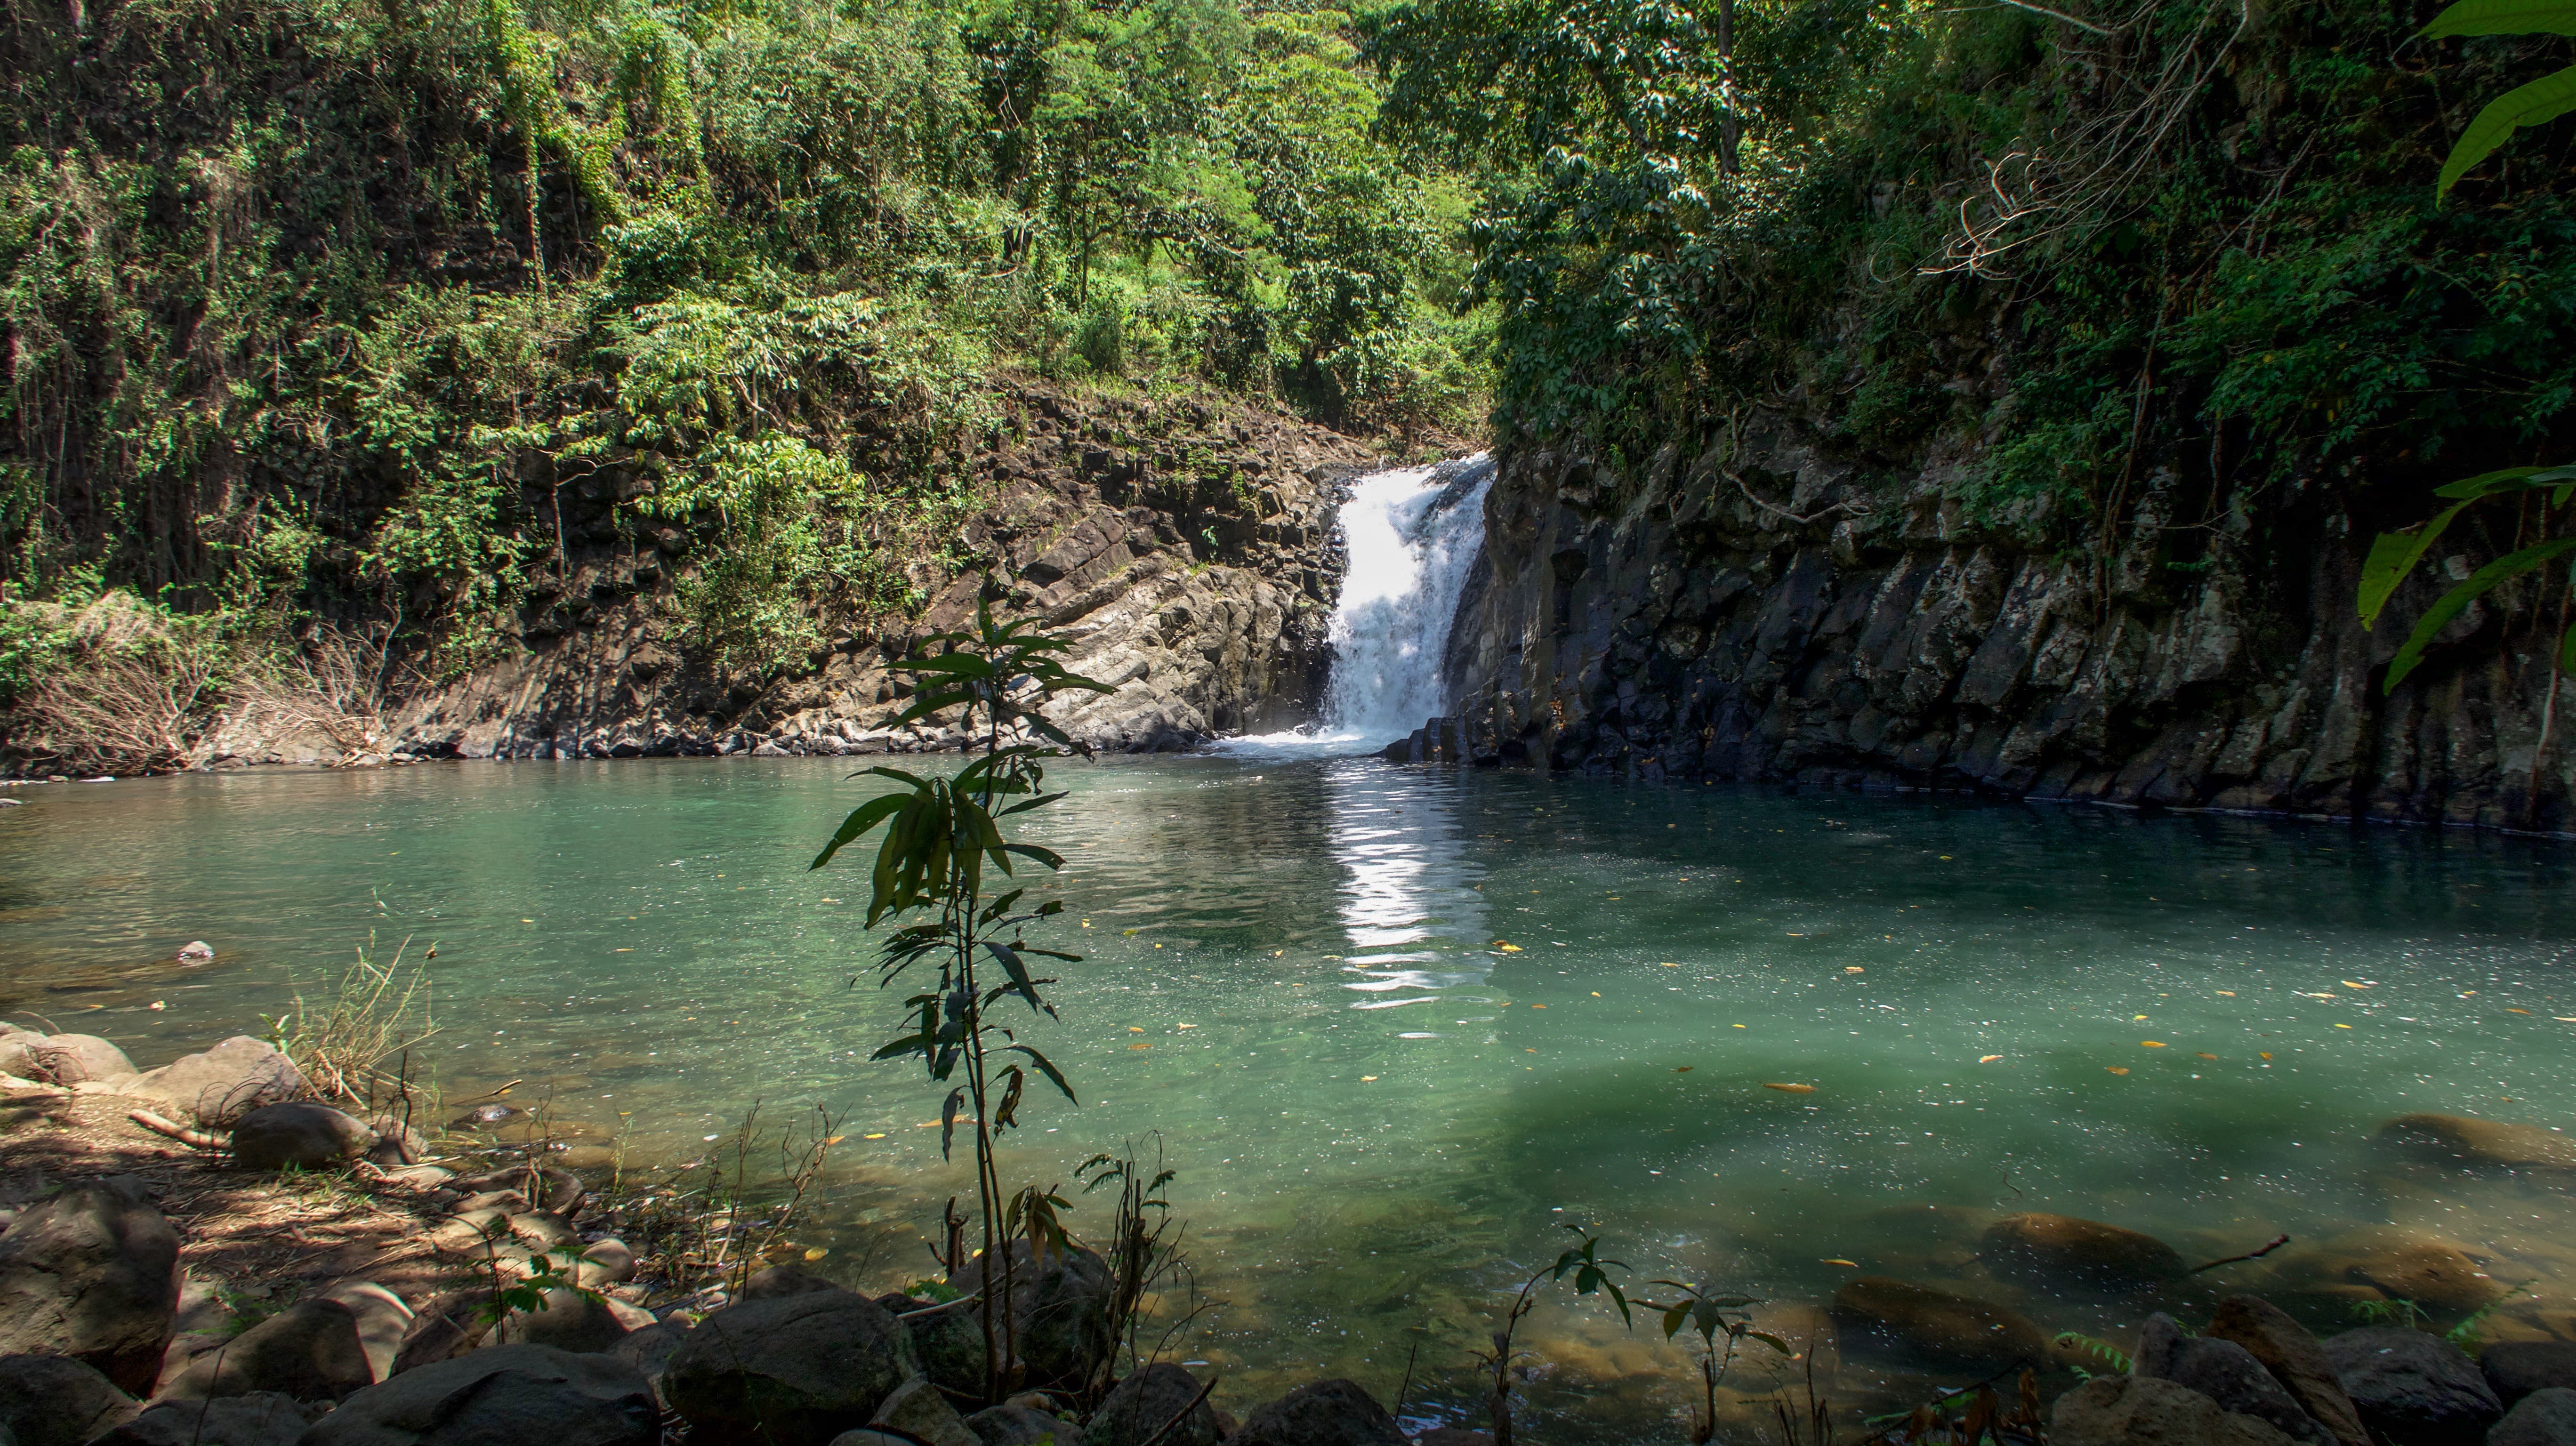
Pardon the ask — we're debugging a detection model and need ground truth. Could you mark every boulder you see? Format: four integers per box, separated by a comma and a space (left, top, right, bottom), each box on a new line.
2319, 1327, 2502, 1446
2050, 1374, 2301, 1446
1230, 1379, 1408, 1446
159, 1298, 374, 1402
950, 1242, 1115, 1389
1981, 1213, 2185, 1292
869, 1374, 980, 1446
0, 1028, 37, 1079
965, 1404, 1085, 1446
361, 1118, 425, 1168
2487, 1342, 2576, 1408
1088, 1363, 1218, 1446
317, 1283, 413, 1384
1828, 1277, 2053, 1374
2299, 1230, 2504, 1319
0, 1353, 140, 1446
89, 1392, 314, 1446
134, 1037, 307, 1126
481, 1287, 633, 1354
606, 1320, 685, 1398
743, 1262, 843, 1300
26, 1034, 135, 1085
2207, 1296, 2373, 1446
2375, 1115, 2576, 1171
663, 1288, 921, 1446
2491, 1387, 2576, 1446
299, 1344, 658, 1446
886, 1298, 989, 1399
229, 1103, 376, 1171
2133, 1315, 2330, 1446
573, 1239, 636, 1288
387, 1291, 490, 1375
0, 1176, 180, 1393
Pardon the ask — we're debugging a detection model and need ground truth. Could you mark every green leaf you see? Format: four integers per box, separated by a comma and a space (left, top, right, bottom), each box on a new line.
812, 794, 907, 870
2359, 500, 2472, 628
1661, 1301, 1690, 1339
940, 1086, 966, 1160
2431, 465, 2557, 499
906, 652, 997, 680
2438, 64, 2576, 196
2385, 538, 2576, 690
2423, 0, 2576, 37
1004, 843, 1065, 869
986, 940, 1051, 1013
1007, 1043, 1079, 1105
1745, 1331, 1792, 1355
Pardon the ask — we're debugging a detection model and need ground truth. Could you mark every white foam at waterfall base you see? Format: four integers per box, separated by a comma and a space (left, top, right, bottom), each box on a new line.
1224, 454, 1490, 755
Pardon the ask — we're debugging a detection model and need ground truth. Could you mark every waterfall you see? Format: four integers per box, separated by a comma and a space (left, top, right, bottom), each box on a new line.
1231, 454, 1490, 751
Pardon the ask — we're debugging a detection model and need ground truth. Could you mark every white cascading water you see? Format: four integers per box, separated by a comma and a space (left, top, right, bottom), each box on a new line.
1230, 454, 1490, 751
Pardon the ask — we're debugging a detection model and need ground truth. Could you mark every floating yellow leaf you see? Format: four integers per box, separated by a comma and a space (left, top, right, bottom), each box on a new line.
2197, 1052, 2218, 1060
521, 918, 534, 924
824, 1135, 845, 1145
2133, 1014, 2149, 1021
2106, 1067, 2129, 1076
2259, 1052, 2273, 1060
1129, 1026, 1145, 1032
1674, 1066, 1694, 1073
2141, 1041, 2166, 1048
863, 1133, 887, 1140
1979, 1054, 2003, 1063
1360, 1076, 1377, 1082
2507, 1008, 2533, 1015
1763, 1082, 1816, 1093
2334, 1023, 2352, 1029
1844, 966, 1865, 974
804, 1247, 829, 1261
1732, 1023, 1747, 1029
1129, 1043, 1152, 1051
2216, 990, 2238, 996
613, 948, 634, 953
2343, 981, 2370, 990
1590, 991, 1602, 997
1662, 962, 1680, 968
1822, 1258, 1858, 1267
2555, 1017, 2576, 1023
1495, 942, 1524, 952
1531, 1004, 1547, 1009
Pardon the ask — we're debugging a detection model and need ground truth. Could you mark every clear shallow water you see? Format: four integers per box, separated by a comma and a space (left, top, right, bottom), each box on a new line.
4, 759, 2575, 1437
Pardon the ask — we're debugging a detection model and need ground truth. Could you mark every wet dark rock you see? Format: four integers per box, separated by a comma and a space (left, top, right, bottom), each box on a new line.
300, 1343, 658, 1446
2133, 1314, 2331, 1446
1088, 1363, 1218, 1446
887, 1298, 985, 1398
2207, 1296, 2373, 1446
160, 1299, 373, 1403
2319, 1326, 2501, 1446
606, 1320, 685, 1399
89, 1392, 314, 1446
1982, 1213, 2185, 1292
742, 1262, 843, 1300
2375, 1115, 2576, 1171
361, 1117, 426, 1168
1828, 1277, 2052, 1374
133, 1037, 306, 1126
663, 1289, 920, 1446
2051, 1375, 2300, 1446
388, 1291, 491, 1374
480, 1286, 633, 1354
1229, 1379, 1408, 1446
965, 1403, 1085, 1446
950, 1242, 1114, 1390
1409, 1432, 1494, 1446
2484, 1342, 2576, 1408
0, 1176, 180, 1393
868, 1374, 979, 1446
0, 1353, 140, 1446
2490, 1387, 2576, 1446
228, 1102, 376, 1171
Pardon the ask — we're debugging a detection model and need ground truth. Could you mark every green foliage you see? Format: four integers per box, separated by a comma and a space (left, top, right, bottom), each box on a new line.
2425, 0, 2576, 196
810, 595, 1112, 1403
2053, 1331, 2136, 1376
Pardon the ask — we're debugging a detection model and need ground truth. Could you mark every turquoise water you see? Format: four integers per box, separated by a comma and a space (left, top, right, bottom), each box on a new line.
3, 758, 2573, 1437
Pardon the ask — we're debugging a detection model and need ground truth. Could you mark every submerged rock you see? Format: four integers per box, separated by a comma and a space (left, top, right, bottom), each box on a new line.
0, 1176, 180, 1394
1981, 1213, 2185, 1292
228, 1102, 375, 1171
663, 1289, 920, 1446
1229, 1378, 1408, 1446
2490, 1388, 2576, 1446
301, 1343, 658, 1446
2319, 1327, 2501, 1446
1828, 1276, 2051, 1374
2206, 1295, 2372, 1446
2050, 1374, 2299, 1446
2375, 1115, 2576, 1171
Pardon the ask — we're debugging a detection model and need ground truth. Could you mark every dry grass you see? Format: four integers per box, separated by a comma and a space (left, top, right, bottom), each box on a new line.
265, 936, 440, 1110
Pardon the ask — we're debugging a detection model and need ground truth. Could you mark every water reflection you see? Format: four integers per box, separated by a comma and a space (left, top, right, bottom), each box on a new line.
1328, 766, 1490, 1013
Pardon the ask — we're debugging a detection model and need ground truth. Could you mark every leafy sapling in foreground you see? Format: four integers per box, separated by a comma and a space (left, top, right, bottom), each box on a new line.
811, 591, 1113, 1404
1476, 1226, 1632, 1446
1643, 1282, 1789, 1446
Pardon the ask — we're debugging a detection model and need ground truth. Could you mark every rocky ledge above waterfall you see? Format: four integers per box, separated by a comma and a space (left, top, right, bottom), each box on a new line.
1392, 418, 2573, 834
323, 388, 1408, 765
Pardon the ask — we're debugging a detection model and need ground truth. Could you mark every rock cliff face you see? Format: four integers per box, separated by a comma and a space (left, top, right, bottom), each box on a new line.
359, 389, 1385, 763
1426, 418, 2573, 832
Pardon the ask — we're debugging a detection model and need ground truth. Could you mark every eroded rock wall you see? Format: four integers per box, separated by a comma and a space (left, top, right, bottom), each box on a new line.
1435, 418, 2573, 832
357, 388, 1385, 763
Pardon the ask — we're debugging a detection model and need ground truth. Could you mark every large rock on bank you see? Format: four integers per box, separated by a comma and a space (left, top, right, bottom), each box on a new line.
2051, 1375, 2300, 1446
1828, 1277, 2052, 1374
0, 1353, 140, 1446
158, 1299, 373, 1403
2206, 1295, 2372, 1446
301, 1344, 658, 1446
0, 1177, 179, 1393
2134, 1314, 2331, 1446
2319, 1327, 2501, 1446
229, 1103, 376, 1171
2491, 1390, 2576, 1446
950, 1242, 1115, 1389
1229, 1379, 1407, 1446
1088, 1363, 1218, 1446
90, 1393, 314, 1446
663, 1289, 920, 1445
134, 1038, 308, 1126
2485, 1342, 2576, 1409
